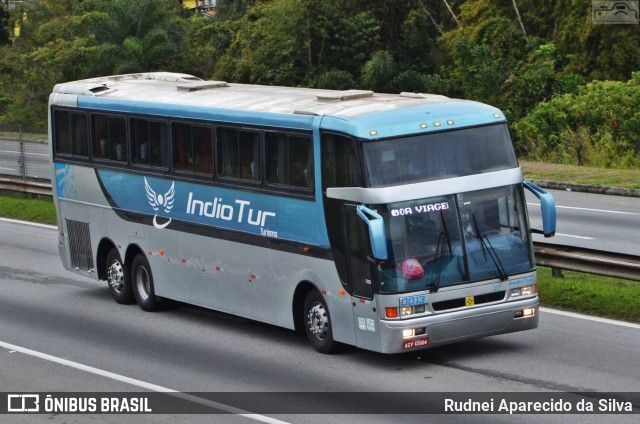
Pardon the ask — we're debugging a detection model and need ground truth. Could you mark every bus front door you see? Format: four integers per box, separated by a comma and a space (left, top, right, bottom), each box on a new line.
344, 205, 382, 351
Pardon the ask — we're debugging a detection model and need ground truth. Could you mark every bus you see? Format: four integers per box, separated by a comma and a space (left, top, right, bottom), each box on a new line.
49, 72, 556, 354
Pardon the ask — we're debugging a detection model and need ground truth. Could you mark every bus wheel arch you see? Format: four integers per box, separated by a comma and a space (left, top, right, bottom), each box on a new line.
97, 238, 117, 281
292, 281, 317, 332
98, 239, 134, 304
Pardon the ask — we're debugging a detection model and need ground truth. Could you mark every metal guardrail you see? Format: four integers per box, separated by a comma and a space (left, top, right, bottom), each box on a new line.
0, 177, 639, 282
0, 177, 53, 196
534, 242, 640, 282
0, 137, 50, 180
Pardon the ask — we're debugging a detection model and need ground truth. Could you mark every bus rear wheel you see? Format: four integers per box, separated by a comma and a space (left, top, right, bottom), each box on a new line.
106, 248, 133, 304
303, 290, 336, 354
131, 253, 159, 312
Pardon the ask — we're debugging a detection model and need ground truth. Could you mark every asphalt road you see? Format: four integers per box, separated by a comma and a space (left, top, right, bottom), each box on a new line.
526, 188, 640, 256
0, 219, 638, 424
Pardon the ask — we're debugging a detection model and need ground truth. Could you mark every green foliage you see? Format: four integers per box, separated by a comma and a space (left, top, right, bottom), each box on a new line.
0, 0, 638, 169
0, 193, 57, 225
537, 267, 640, 323
360, 51, 396, 92
215, 1, 381, 86
0, 0, 188, 130
316, 70, 356, 90
514, 73, 640, 168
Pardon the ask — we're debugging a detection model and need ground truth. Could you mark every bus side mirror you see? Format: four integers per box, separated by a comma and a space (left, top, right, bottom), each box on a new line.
356, 205, 388, 260
524, 181, 556, 238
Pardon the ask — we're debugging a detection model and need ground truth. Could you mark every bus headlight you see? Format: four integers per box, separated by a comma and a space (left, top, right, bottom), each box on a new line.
402, 329, 415, 338
514, 308, 536, 318
511, 285, 536, 298
400, 304, 426, 317
401, 306, 413, 316
402, 327, 426, 339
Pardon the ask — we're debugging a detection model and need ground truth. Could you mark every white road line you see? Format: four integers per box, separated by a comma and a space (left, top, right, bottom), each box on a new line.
527, 202, 640, 216
553, 233, 595, 240
0, 150, 48, 156
540, 307, 640, 330
0, 340, 290, 424
0, 217, 57, 230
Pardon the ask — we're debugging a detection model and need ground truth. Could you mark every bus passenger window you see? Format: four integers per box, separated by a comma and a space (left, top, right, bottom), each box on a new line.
192, 126, 213, 174
266, 133, 313, 189
54, 110, 88, 158
132, 118, 168, 168
92, 114, 127, 162
173, 123, 192, 172
218, 127, 260, 181
173, 124, 213, 175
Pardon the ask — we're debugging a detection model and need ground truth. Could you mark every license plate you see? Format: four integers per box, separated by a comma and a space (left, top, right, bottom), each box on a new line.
403, 337, 429, 350
465, 296, 475, 307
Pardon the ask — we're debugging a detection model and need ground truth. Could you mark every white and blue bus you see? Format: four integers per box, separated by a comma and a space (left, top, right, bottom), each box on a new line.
49, 72, 556, 354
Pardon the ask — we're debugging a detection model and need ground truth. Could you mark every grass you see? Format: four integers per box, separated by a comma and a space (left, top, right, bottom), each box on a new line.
0, 192, 57, 225
521, 160, 640, 190
537, 267, 640, 323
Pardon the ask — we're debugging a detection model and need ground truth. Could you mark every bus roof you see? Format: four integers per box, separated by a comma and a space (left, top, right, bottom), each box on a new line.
52, 72, 505, 139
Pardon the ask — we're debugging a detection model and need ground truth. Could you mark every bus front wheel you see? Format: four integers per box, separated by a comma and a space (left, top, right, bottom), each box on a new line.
106, 248, 134, 304
303, 290, 336, 354
131, 253, 159, 312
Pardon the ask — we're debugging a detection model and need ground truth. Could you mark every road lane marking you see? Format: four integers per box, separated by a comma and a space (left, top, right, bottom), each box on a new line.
0, 340, 290, 424
541, 307, 640, 330
0, 217, 57, 230
553, 233, 595, 240
0, 150, 48, 156
527, 202, 640, 216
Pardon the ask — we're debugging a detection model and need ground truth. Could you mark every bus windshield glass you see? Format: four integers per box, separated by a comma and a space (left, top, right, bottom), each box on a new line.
362, 124, 517, 187
376, 184, 533, 294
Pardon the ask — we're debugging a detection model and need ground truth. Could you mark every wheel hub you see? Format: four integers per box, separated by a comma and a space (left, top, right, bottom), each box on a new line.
307, 303, 329, 339
107, 260, 124, 292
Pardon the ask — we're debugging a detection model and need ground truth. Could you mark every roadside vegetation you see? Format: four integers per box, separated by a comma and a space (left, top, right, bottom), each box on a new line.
537, 267, 640, 323
0, 191, 56, 225
521, 161, 640, 190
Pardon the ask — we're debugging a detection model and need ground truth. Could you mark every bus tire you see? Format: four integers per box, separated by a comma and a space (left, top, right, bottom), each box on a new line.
131, 253, 159, 312
105, 248, 134, 304
303, 290, 336, 354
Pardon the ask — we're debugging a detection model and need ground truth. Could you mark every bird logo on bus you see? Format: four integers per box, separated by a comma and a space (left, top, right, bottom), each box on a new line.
144, 177, 175, 229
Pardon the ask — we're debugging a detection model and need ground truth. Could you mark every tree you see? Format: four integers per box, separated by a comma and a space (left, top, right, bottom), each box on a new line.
360, 51, 396, 92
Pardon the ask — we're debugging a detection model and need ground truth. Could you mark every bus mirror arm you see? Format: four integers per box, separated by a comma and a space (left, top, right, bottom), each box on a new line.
356, 205, 389, 260
523, 181, 557, 238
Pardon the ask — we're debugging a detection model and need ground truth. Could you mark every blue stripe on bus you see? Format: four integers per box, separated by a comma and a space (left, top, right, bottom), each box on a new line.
94, 168, 330, 247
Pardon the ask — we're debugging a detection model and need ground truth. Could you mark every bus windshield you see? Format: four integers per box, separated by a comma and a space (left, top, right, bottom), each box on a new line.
362, 124, 517, 187
376, 184, 533, 294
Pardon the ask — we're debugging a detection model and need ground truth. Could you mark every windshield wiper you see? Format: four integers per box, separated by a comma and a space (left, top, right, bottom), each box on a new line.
472, 214, 508, 281
431, 211, 452, 293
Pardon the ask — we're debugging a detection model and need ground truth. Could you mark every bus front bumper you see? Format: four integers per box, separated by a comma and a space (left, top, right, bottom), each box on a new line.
379, 297, 539, 354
